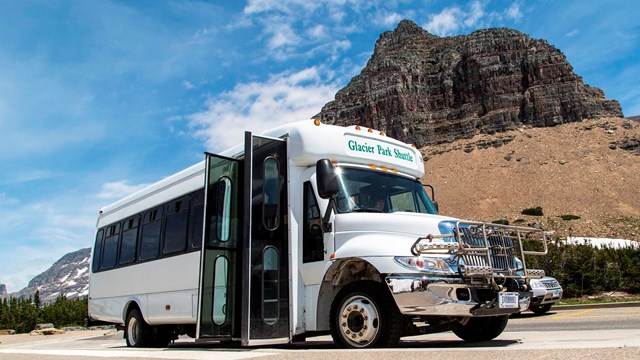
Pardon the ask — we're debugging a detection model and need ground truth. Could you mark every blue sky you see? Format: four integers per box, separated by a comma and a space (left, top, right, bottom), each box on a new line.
0, 0, 638, 292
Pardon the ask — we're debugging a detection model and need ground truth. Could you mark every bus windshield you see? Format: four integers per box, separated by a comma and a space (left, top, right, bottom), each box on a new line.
333, 167, 438, 215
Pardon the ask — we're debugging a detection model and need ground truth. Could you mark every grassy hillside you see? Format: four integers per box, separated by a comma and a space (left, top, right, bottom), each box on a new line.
422, 117, 640, 240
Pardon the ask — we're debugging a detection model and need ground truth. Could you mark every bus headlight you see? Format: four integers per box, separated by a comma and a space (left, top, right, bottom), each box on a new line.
394, 256, 454, 274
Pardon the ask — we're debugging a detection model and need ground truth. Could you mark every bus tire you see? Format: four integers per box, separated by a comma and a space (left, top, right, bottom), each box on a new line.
329, 282, 402, 348
453, 315, 509, 342
125, 308, 150, 347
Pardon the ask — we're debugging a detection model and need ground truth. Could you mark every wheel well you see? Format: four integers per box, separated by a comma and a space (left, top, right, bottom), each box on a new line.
316, 258, 387, 331
123, 301, 143, 325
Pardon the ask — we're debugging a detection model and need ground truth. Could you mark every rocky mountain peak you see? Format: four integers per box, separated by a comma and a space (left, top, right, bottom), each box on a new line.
316, 20, 622, 147
0, 283, 7, 299
10, 248, 91, 302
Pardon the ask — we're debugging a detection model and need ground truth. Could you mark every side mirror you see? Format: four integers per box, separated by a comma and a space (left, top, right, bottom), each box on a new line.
316, 159, 339, 199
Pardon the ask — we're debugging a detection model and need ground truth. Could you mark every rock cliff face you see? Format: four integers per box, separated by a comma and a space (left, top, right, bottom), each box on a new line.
11, 248, 90, 302
0, 284, 7, 299
316, 20, 622, 147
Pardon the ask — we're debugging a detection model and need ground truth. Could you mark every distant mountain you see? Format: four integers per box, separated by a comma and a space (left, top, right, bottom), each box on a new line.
10, 248, 91, 302
0, 283, 7, 299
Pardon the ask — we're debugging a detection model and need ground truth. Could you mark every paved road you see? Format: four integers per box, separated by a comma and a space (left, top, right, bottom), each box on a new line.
1, 307, 639, 360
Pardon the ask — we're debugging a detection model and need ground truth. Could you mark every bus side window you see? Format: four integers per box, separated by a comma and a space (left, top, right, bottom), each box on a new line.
101, 223, 120, 270
139, 206, 163, 261
262, 246, 279, 325
163, 196, 190, 255
92, 229, 104, 273
302, 182, 323, 263
262, 157, 280, 231
119, 216, 139, 265
190, 189, 205, 249
215, 177, 232, 242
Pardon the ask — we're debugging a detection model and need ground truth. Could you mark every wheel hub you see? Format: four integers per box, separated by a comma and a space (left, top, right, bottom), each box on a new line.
127, 317, 138, 345
339, 295, 379, 346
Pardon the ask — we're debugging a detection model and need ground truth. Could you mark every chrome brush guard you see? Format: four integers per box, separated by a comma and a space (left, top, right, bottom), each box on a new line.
411, 221, 548, 279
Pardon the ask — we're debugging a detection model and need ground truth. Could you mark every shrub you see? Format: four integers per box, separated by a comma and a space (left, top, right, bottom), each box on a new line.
491, 219, 510, 225
521, 206, 544, 216
560, 214, 581, 220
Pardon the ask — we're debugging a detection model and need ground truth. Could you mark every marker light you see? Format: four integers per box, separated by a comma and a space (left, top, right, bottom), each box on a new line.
369, 165, 377, 169
411, 144, 416, 148
330, 252, 336, 260
313, 119, 321, 126
380, 132, 385, 136
368, 128, 373, 133
355, 125, 361, 130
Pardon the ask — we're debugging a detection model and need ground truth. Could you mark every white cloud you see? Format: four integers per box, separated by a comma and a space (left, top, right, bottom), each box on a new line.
505, 3, 523, 20
565, 29, 579, 37
465, 1, 485, 27
377, 12, 404, 27
307, 25, 327, 39
97, 181, 151, 200
244, 0, 319, 15
0, 194, 100, 291
425, 7, 464, 36
266, 22, 301, 50
423, 1, 527, 36
182, 80, 195, 90
188, 67, 340, 151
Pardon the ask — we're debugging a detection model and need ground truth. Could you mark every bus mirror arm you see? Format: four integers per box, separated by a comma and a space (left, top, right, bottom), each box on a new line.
322, 198, 335, 233
422, 184, 439, 213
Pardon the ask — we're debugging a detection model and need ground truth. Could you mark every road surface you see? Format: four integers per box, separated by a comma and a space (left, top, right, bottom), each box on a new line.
1, 306, 639, 360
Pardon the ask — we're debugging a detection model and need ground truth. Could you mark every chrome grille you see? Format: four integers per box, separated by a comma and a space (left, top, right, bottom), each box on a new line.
543, 279, 560, 288
458, 225, 518, 274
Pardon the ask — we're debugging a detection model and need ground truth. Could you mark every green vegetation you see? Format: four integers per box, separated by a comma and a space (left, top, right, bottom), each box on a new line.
521, 206, 544, 216
558, 296, 640, 306
0, 292, 87, 333
526, 241, 640, 298
491, 219, 510, 225
560, 214, 581, 220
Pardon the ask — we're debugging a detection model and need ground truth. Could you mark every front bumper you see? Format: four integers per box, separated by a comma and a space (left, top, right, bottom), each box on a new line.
530, 287, 563, 306
386, 274, 531, 316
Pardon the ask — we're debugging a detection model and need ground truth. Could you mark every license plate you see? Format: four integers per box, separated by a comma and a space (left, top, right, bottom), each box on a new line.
498, 292, 519, 308
553, 289, 560, 296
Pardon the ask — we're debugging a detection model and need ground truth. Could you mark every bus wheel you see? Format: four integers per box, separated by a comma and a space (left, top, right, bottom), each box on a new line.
453, 315, 509, 342
125, 308, 149, 347
330, 282, 402, 348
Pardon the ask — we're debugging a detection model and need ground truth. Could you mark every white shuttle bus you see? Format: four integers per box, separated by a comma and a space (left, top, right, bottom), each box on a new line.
88, 120, 548, 348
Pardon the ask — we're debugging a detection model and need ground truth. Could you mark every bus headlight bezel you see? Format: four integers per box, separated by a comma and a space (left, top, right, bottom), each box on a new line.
394, 256, 455, 275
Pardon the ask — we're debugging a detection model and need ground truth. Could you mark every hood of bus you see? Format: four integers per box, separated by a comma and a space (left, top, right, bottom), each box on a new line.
333, 212, 459, 258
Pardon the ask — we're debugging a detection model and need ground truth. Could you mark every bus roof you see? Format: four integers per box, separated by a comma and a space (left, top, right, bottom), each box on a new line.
273, 120, 424, 177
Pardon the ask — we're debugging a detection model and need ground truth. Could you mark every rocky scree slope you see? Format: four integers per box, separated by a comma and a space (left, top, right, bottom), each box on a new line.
424, 117, 640, 240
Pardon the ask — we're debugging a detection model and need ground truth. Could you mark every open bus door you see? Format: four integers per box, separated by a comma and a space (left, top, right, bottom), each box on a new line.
198, 132, 290, 345
198, 153, 243, 340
